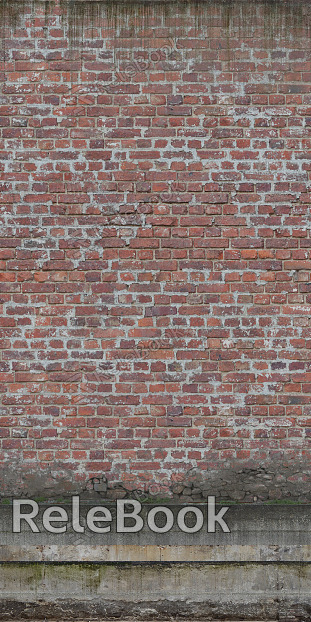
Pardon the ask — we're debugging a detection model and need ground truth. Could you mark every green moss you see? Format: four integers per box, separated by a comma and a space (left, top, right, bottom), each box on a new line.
140, 495, 173, 504
264, 498, 302, 505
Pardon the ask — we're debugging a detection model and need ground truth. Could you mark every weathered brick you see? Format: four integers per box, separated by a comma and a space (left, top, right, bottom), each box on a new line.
0, 0, 310, 501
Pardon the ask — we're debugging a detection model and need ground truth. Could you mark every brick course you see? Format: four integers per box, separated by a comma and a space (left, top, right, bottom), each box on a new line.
1, 0, 311, 500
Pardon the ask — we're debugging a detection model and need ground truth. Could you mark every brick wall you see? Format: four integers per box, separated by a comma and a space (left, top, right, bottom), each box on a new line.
1, 0, 311, 501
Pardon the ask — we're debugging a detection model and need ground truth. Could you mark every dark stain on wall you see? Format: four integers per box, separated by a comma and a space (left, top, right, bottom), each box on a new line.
0, 0, 310, 44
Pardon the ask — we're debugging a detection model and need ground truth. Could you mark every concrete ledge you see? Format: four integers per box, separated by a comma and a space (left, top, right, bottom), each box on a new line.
2, 544, 311, 562
2, 503, 311, 551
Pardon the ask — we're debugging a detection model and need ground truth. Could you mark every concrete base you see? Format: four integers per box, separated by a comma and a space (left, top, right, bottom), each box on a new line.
1, 504, 311, 620
0, 562, 310, 621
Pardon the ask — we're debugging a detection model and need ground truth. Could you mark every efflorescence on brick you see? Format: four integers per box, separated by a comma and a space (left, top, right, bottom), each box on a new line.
0, 0, 311, 501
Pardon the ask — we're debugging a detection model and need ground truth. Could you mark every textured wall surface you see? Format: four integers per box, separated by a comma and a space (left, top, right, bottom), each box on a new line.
1, 0, 311, 500
1, 561, 311, 620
